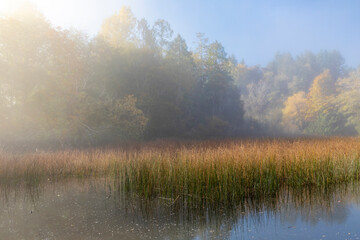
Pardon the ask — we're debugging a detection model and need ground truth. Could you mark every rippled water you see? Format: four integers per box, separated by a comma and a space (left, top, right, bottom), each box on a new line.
1, 179, 360, 240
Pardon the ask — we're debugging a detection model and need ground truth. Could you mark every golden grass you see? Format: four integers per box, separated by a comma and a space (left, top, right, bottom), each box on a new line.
1, 138, 360, 204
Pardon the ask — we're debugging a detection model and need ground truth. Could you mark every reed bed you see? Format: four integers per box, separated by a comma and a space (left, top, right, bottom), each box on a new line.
1, 138, 360, 204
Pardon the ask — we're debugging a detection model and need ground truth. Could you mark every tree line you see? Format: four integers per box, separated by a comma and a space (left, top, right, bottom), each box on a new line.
0, 5, 359, 147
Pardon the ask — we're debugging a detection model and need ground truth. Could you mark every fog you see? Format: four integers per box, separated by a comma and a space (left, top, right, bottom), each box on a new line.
0, 2, 360, 149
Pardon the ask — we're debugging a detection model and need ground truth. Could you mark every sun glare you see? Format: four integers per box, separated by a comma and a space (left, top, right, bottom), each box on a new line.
0, 0, 23, 13
0, 0, 111, 35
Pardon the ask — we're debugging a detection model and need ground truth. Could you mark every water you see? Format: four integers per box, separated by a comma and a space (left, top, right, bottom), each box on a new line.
1, 179, 360, 240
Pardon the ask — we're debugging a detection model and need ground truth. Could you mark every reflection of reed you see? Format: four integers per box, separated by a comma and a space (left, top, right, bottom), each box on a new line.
1, 179, 360, 240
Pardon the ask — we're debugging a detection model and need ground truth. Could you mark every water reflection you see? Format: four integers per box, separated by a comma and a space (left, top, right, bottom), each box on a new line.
1, 179, 360, 240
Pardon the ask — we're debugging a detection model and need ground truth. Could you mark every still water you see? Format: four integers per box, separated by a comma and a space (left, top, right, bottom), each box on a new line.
1, 179, 360, 240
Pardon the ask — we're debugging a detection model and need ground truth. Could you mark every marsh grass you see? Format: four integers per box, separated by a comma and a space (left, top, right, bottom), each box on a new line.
1, 138, 360, 205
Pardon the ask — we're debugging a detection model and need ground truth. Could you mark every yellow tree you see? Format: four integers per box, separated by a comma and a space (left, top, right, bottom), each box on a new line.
99, 6, 137, 48
282, 91, 307, 133
305, 69, 334, 121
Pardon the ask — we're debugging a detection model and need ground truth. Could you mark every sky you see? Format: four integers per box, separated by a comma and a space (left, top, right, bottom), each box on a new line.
0, 0, 359, 67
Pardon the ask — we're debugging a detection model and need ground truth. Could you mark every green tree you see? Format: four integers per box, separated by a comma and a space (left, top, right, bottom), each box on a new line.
304, 111, 349, 136
337, 67, 360, 133
110, 95, 148, 139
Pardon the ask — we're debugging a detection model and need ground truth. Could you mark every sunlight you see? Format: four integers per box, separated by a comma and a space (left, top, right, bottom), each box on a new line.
0, 0, 136, 36
0, 0, 24, 13
0, 0, 95, 33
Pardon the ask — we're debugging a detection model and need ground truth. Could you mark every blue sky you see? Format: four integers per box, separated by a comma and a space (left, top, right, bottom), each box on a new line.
1, 0, 359, 67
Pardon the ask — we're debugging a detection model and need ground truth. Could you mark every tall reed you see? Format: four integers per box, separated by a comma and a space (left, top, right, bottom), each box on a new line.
1, 138, 360, 204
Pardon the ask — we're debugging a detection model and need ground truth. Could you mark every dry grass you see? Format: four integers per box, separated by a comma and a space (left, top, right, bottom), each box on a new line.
1, 138, 360, 204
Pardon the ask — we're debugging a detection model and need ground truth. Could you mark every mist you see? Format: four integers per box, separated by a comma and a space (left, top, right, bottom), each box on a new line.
1, 2, 360, 149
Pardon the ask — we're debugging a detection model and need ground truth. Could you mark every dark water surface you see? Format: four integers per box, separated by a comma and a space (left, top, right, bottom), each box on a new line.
1, 179, 360, 240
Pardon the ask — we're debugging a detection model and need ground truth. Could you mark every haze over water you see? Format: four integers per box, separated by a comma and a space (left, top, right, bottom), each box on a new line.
1, 179, 360, 240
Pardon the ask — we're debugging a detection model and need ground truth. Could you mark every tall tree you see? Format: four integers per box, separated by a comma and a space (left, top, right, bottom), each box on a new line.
99, 6, 137, 48
282, 91, 307, 133
337, 67, 360, 133
305, 70, 334, 121
152, 19, 173, 55
137, 18, 156, 50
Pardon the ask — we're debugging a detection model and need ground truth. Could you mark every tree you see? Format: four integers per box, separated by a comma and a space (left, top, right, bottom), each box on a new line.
0, 5, 55, 141
205, 41, 228, 71
152, 19, 173, 54
110, 95, 148, 140
243, 78, 272, 124
193, 33, 209, 73
232, 64, 263, 94
282, 91, 307, 133
337, 67, 360, 133
99, 6, 137, 48
305, 70, 334, 121
167, 34, 192, 64
304, 111, 349, 136
291, 51, 320, 93
267, 52, 295, 77
137, 18, 156, 50
166, 34, 196, 91
316, 50, 346, 80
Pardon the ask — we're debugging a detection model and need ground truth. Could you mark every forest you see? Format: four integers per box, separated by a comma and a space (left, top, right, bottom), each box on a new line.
1, 5, 359, 148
